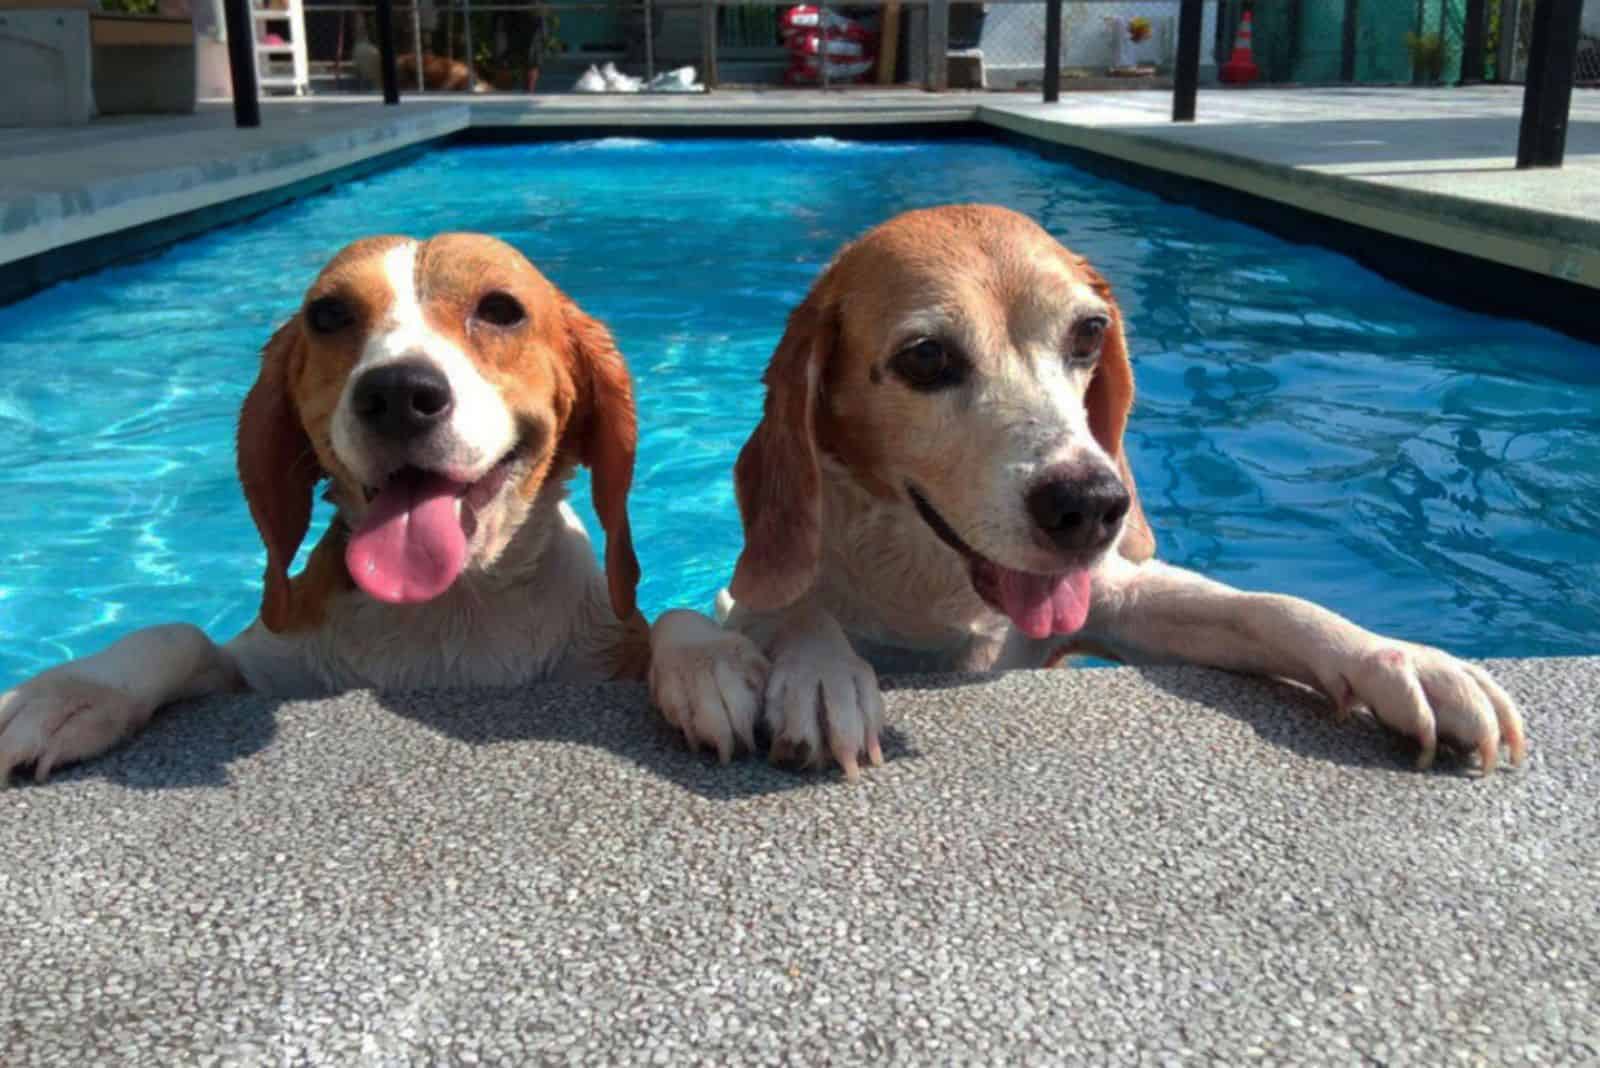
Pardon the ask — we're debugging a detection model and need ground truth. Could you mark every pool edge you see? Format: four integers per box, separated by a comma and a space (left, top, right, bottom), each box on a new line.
2, 101, 1597, 346
977, 111, 1600, 345
0, 102, 469, 306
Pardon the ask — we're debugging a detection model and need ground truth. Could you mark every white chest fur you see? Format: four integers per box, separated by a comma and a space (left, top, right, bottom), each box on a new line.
227, 500, 624, 696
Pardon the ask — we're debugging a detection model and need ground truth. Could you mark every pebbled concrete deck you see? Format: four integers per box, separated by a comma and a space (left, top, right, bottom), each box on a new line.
3, 658, 1595, 1064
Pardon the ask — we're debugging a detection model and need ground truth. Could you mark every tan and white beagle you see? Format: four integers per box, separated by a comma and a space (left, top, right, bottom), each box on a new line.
0, 233, 648, 783
649, 205, 1527, 778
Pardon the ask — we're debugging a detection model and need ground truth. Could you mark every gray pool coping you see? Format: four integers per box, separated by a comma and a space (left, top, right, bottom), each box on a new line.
3, 657, 1595, 1064
3, 87, 1599, 292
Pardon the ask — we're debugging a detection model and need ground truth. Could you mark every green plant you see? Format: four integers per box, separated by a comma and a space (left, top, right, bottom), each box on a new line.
1404, 31, 1446, 82
457, 5, 562, 87
531, 6, 562, 62
101, 0, 159, 12
1485, 0, 1502, 79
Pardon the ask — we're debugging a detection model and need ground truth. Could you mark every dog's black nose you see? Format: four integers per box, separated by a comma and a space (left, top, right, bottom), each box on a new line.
351, 360, 454, 441
1026, 470, 1130, 554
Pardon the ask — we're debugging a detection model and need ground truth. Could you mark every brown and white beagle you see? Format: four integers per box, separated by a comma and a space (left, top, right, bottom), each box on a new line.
0, 233, 647, 783
649, 205, 1527, 778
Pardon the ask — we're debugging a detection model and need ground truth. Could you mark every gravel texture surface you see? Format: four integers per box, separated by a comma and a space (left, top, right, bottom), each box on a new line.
2, 659, 1594, 1065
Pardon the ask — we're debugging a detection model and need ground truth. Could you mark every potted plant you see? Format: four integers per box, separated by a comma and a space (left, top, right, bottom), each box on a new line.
524, 4, 561, 91
1108, 14, 1156, 76
1404, 31, 1445, 85
468, 5, 560, 91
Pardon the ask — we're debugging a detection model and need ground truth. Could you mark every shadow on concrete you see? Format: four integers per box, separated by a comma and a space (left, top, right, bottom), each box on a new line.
27, 692, 284, 793
1128, 662, 1466, 774
373, 680, 923, 802
1105, 114, 1600, 168
17, 660, 1469, 794
21, 676, 924, 799
1350, 165, 1521, 178
881, 660, 1454, 773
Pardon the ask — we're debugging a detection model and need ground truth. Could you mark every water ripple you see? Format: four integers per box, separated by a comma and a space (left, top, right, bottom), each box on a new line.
1, 137, 1597, 685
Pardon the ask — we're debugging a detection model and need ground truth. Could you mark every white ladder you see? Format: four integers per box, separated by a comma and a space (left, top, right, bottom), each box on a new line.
250, 0, 310, 95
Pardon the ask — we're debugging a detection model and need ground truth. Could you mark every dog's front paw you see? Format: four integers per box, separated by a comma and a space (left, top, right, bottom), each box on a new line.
649, 610, 770, 764
0, 672, 154, 784
1331, 641, 1526, 773
763, 635, 885, 781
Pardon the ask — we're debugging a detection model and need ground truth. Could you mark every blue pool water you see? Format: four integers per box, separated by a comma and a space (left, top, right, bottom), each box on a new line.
2, 137, 1598, 686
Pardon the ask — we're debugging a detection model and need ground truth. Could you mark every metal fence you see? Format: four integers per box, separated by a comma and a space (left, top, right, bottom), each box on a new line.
976, 0, 1219, 89
1209, 0, 1596, 88
1510, 0, 1600, 83
255, 0, 1222, 93
251, 0, 1596, 94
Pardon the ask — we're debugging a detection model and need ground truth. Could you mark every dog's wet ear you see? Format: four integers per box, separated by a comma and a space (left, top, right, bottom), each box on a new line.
564, 300, 642, 622
237, 317, 324, 631
729, 290, 837, 612
1082, 269, 1156, 563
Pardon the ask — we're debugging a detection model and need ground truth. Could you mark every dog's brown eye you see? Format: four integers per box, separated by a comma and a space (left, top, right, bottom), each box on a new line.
1070, 316, 1109, 362
890, 338, 967, 391
475, 291, 526, 328
305, 296, 353, 335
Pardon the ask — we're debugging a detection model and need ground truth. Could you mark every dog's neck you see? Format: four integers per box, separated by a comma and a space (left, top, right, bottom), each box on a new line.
813, 455, 1010, 661
235, 475, 632, 695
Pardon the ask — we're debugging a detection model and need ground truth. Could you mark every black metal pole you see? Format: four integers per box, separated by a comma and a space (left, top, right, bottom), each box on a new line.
1459, 0, 1487, 83
1042, 0, 1061, 103
1339, 0, 1358, 82
1516, 0, 1583, 168
1172, 0, 1202, 122
374, 0, 401, 105
222, 0, 260, 128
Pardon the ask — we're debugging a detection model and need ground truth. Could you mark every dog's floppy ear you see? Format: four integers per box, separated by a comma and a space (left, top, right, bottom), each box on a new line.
237, 318, 324, 632
564, 300, 642, 622
1083, 273, 1156, 563
728, 291, 836, 612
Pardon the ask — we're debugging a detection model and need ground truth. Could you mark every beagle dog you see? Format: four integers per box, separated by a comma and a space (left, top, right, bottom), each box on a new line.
649, 205, 1527, 778
0, 233, 647, 783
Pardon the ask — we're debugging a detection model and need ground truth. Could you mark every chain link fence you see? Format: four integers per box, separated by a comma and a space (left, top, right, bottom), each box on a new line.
262, 0, 1593, 95
273, 0, 1223, 93
294, 0, 923, 93
1509, 0, 1600, 85
1212, 0, 1596, 88
965, 1, 1218, 90
1215, 0, 1458, 85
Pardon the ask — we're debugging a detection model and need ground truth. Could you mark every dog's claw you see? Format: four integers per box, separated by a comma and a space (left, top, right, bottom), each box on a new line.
648, 609, 769, 768
1328, 640, 1522, 775
1476, 734, 1499, 776
761, 633, 884, 780
831, 739, 862, 782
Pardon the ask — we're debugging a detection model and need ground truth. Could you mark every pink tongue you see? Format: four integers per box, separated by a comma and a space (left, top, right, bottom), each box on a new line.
995, 567, 1092, 640
345, 471, 469, 604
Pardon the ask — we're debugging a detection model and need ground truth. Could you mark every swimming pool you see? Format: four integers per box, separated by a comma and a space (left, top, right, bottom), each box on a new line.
2, 136, 1598, 687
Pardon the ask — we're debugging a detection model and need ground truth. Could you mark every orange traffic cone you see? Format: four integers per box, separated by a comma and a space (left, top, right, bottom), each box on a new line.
1220, 10, 1261, 85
